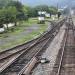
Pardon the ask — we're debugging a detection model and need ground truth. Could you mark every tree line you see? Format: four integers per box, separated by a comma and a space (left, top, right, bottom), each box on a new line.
0, 0, 58, 28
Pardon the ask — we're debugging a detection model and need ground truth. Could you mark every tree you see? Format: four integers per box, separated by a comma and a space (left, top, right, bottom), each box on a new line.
7, 1, 28, 21
35, 5, 49, 12
23, 5, 30, 14
27, 7, 37, 17
0, 6, 18, 29
57, 11, 61, 19
24, 5, 58, 18
0, 8, 6, 28
6, 6, 18, 26
0, 0, 10, 8
49, 6, 58, 15
25, 5, 49, 17
0, 17, 4, 28
7, 1, 23, 12
0, 0, 29, 30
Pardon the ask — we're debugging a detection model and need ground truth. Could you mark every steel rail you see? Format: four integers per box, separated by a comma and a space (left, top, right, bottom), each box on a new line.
56, 29, 68, 75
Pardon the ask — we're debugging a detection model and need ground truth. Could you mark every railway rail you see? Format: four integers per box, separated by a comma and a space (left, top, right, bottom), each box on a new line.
0, 20, 60, 61
0, 36, 40, 60
51, 17, 75, 75
0, 18, 66, 75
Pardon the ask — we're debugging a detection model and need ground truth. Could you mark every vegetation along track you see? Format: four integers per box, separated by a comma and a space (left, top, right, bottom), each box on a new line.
0, 18, 66, 75
0, 19, 66, 60
51, 17, 75, 75
0, 37, 40, 60
0, 19, 65, 72
0, 20, 60, 61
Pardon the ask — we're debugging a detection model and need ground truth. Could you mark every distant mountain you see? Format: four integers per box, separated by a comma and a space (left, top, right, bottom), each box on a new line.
20, 0, 75, 8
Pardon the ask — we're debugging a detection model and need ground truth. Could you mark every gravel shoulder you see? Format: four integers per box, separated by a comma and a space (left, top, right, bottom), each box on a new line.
31, 24, 66, 75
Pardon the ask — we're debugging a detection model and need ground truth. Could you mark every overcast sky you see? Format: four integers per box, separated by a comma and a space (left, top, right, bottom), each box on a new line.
20, 0, 58, 6
19, 0, 75, 8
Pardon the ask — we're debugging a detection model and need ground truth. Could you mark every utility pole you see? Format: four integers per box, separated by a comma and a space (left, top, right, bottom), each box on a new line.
57, 3, 58, 12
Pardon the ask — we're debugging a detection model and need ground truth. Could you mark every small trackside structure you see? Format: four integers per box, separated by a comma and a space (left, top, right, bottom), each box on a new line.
0, 23, 15, 33
38, 11, 46, 24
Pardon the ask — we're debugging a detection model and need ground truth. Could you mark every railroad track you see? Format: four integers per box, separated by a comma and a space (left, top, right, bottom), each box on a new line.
0, 32, 53, 75
0, 18, 66, 75
0, 36, 43, 60
0, 21, 58, 72
0, 20, 58, 61
0, 19, 66, 60
51, 17, 75, 75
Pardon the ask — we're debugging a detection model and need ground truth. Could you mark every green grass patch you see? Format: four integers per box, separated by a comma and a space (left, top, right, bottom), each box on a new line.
0, 15, 56, 51
0, 19, 48, 51
0, 28, 45, 51
0, 18, 38, 38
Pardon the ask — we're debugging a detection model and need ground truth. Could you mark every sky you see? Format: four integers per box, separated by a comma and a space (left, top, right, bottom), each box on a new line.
19, 0, 75, 8
20, 0, 58, 6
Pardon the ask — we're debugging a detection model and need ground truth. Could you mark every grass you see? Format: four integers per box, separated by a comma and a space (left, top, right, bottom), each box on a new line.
0, 18, 38, 38
0, 25, 47, 51
0, 18, 48, 51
